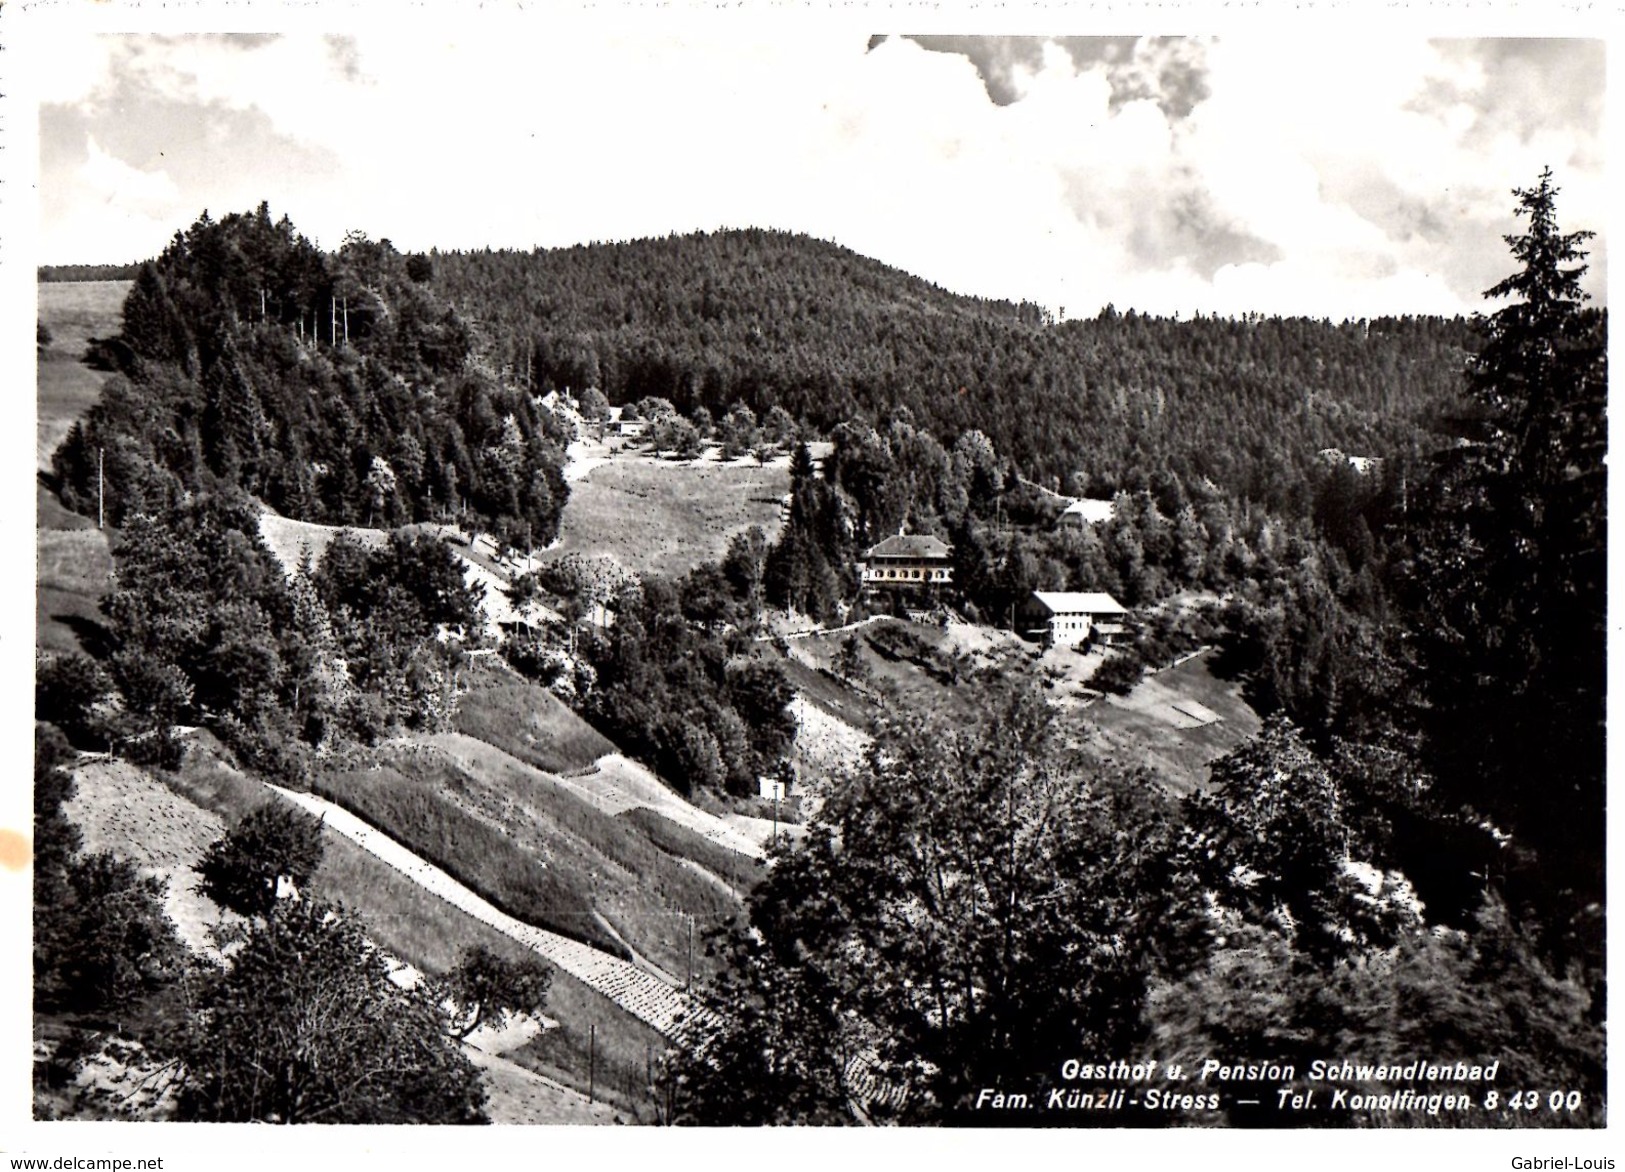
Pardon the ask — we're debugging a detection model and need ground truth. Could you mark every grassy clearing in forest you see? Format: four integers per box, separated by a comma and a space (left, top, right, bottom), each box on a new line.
1074, 649, 1263, 797
546, 454, 789, 579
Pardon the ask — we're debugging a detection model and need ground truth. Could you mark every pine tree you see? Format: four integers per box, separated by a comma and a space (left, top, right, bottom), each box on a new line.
1408, 169, 1606, 918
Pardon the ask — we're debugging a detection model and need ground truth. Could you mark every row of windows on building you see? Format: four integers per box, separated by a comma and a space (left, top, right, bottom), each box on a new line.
865, 566, 951, 581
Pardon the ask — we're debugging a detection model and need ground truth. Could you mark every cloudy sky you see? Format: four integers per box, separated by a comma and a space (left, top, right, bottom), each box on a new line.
32, 27, 1607, 320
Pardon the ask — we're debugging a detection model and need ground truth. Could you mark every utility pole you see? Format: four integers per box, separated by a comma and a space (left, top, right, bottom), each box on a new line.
588, 1023, 596, 1103
686, 915, 695, 991
342, 296, 349, 343
97, 447, 104, 530
330, 296, 337, 345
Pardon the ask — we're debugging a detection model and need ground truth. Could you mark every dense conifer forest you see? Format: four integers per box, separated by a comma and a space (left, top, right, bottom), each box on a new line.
431, 229, 1478, 516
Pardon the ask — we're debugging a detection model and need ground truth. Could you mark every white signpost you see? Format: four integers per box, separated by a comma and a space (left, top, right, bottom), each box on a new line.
758, 777, 787, 843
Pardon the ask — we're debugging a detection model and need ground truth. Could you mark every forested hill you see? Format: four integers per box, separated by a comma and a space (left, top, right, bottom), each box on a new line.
433, 229, 1477, 513
51, 205, 570, 550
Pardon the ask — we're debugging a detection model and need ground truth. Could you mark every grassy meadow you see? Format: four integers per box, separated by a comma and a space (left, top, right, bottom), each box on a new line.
455, 663, 617, 774
547, 455, 789, 579
37, 282, 126, 655
37, 281, 128, 472
1073, 648, 1263, 797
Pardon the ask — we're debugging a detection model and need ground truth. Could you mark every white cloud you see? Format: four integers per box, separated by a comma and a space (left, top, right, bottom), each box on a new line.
80, 134, 180, 213
35, 30, 1606, 318
47, 134, 185, 262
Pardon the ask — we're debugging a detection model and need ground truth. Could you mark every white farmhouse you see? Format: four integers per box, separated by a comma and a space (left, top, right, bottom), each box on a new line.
1017, 590, 1129, 648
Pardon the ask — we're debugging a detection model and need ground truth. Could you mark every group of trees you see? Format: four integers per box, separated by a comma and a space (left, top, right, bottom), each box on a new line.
37, 492, 485, 779
579, 563, 797, 796
676, 692, 1602, 1125
615, 395, 801, 462
750, 404, 1373, 637
50, 204, 570, 553
431, 227, 1472, 519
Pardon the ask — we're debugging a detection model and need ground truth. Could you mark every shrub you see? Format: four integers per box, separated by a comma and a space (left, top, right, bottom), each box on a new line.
196, 801, 326, 917
1090, 651, 1146, 695
36, 652, 113, 746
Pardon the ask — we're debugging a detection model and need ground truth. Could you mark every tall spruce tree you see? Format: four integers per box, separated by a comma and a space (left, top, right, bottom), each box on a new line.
1408, 169, 1606, 925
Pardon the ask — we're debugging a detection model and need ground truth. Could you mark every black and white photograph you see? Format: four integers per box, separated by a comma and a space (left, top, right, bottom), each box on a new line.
7, 6, 1613, 1167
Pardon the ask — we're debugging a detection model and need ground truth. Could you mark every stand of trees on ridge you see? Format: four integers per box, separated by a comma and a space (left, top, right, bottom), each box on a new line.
52, 204, 569, 552
430, 227, 1475, 518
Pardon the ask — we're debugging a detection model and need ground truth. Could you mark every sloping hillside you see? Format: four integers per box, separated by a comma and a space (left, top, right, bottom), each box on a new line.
65, 735, 682, 1120
771, 618, 1262, 799
1073, 649, 1263, 796
37, 281, 125, 655
63, 759, 229, 954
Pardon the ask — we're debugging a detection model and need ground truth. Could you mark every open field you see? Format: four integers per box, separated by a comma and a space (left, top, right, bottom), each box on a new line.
787, 693, 871, 789
786, 616, 999, 728
455, 663, 617, 774
37, 283, 124, 653
470, 1048, 622, 1125
776, 615, 1259, 799
509, 972, 671, 1121
36, 282, 128, 471
315, 753, 629, 957
63, 758, 230, 955
450, 665, 775, 855
1073, 649, 1263, 796
546, 443, 790, 579
256, 511, 389, 573
564, 752, 777, 855
616, 806, 765, 893
37, 528, 113, 655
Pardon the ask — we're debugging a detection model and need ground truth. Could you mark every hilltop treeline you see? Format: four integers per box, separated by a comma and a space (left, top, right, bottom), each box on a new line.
51, 204, 569, 551
39, 263, 144, 282
431, 229, 1474, 516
